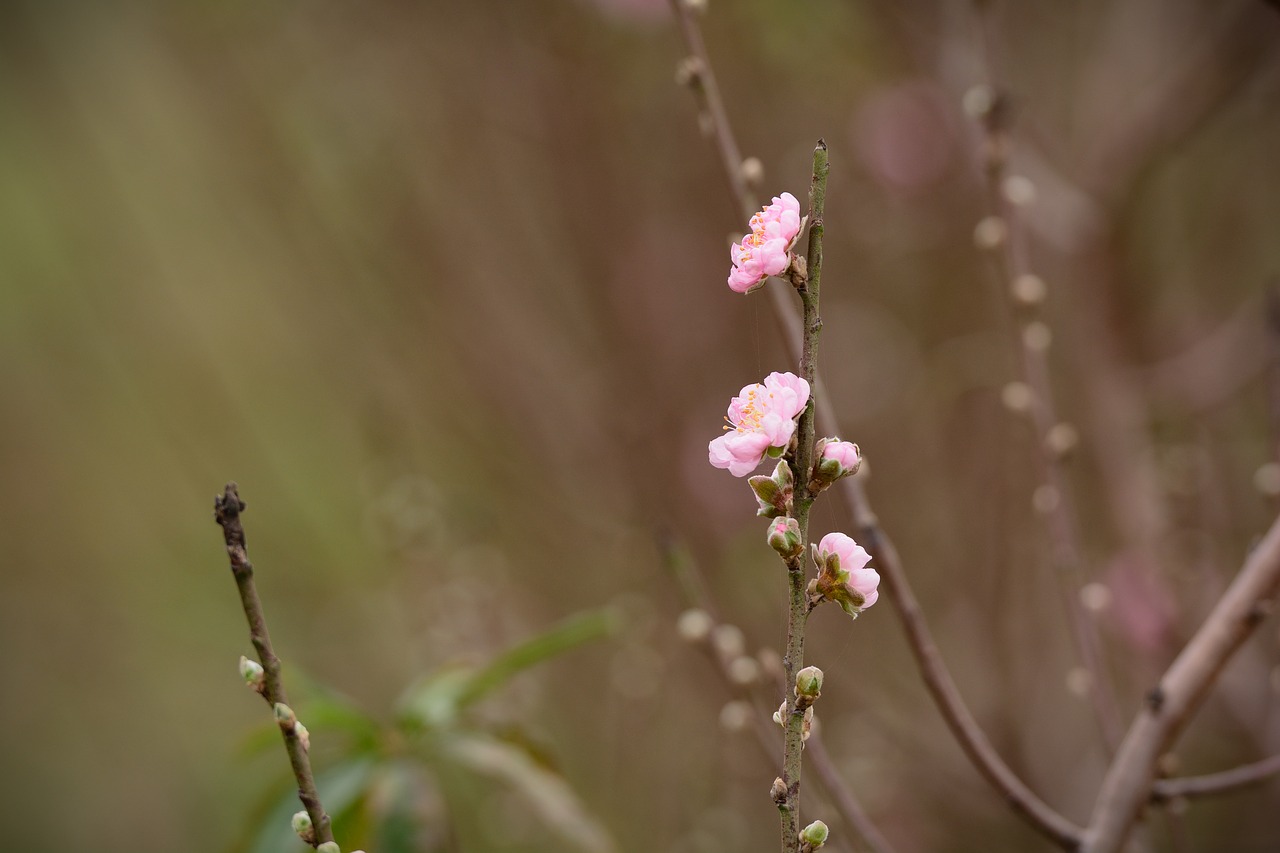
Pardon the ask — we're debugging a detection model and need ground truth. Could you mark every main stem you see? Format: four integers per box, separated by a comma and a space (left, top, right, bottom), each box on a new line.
779, 141, 829, 853
214, 483, 334, 847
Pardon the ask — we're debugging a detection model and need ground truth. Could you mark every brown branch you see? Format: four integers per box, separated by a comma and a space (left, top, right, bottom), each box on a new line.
1151, 753, 1280, 802
214, 482, 334, 847
1081, 513, 1280, 853
667, 3, 1082, 848
967, 74, 1123, 751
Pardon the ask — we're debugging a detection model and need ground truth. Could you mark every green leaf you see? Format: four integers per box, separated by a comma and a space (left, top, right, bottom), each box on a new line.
243, 757, 378, 853
445, 733, 619, 853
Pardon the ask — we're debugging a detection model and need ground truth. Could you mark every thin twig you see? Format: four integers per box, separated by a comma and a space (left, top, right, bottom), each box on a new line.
214, 482, 334, 847
667, 3, 1082, 848
1151, 752, 1280, 802
1081, 513, 1280, 853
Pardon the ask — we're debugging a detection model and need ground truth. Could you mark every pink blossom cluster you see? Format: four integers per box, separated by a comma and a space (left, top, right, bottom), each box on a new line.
708, 372, 811, 477
727, 192, 802, 293
816, 532, 880, 609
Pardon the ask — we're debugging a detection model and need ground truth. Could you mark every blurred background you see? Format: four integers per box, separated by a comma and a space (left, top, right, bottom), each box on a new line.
2, 0, 1280, 850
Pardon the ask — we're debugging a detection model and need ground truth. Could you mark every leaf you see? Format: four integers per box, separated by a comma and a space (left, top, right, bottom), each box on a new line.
242, 757, 377, 853
398, 608, 618, 729
445, 733, 618, 853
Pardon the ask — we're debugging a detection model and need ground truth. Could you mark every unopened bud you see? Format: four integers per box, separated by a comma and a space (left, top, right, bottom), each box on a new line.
1011, 273, 1047, 305
239, 656, 265, 691
810, 438, 861, 494
316, 844, 341, 853
770, 776, 788, 804
1002, 174, 1036, 206
676, 608, 714, 643
768, 517, 803, 560
291, 810, 313, 840
273, 702, 297, 729
740, 156, 764, 186
750, 460, 794, 518
801, 819, 830, 849
675, 56, 704, 88
974, 216, 1007, 250
773, 700, 788, 727
795, 666, 824, 699
710, 623, 746, 659
295, 721, 311, 752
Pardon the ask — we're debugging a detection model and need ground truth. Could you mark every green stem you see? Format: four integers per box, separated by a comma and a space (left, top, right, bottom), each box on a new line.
779, 141, 829, 853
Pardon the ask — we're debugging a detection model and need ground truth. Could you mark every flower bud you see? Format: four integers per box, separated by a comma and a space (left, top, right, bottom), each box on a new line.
294, 721, 311, 752
767, 517, 803, 560
810, 439, 860, 494
274, 702, 297, 730
316, 844, 341, 853
749, 460, 794, 518
795, 666, 824, 699
773, 700, 787, 727
800, 819, 829, 849
291, 810, 313, 840
770, 776, 788, 804
239, 656, 265, 691
676, 608, 714, 643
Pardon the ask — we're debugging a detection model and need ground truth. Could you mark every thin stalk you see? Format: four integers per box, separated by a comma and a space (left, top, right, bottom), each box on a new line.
214, 483, 333, 847
1152, 753, 1280, 802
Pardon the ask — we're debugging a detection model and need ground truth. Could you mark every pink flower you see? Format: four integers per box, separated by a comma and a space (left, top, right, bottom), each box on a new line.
821, 440, 861, 471
727, 192, 803, 294
708, 371, 811, 477
816, 532, 880, 609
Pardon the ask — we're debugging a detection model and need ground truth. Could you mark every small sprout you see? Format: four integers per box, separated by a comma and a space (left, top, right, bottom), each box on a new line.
770, 776, 788, 804
1002, 174, 1036, 206
800, 819, 830, 850
1011, 273, 1048, 305
710, 623, 746, 659
962, 84, 996, 119
727, 656, 761, 686
295, 721, 311, 752
291, 810, 314, 842
1022, 321, 1052, 353
719, 700, 753, 733
973, 215, 1007, 250
773, 700, 788, 727
239, 656, 265, 692
749, 459, 795, 518
1001, 381, 1033, 414
676, 608, 714, 643
795, 666, 824, 700
1045, 423, 1079, 458
273, 702, 297, 730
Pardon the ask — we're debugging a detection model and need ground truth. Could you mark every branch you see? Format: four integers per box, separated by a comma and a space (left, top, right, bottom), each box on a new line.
967, 74, 1123, 751
1081, 513, 1280, 853
1151, 753, 1280, 802
667, 4, 1082, 848
214, 483, 334, 847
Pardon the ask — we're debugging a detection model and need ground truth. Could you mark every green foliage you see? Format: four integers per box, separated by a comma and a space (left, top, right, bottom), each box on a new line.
234, 609, 618, 853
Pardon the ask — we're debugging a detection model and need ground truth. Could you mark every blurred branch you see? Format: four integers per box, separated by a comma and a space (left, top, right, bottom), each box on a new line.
1082, 513, 1280, 852
214, 482, 334, 848
1151, 753, 1280, 802
967, 72, 1122, 751
668, 3, 1082, 848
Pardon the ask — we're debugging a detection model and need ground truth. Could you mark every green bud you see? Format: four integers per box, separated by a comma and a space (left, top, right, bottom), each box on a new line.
801, 819, 829, 848
316, 843, 341, 853
273, 702, 296, 729
294, 721, 311, 752
239, 655, 265, 690
291, 810, 313, 839
795, 666, 824, 699
749, 460, 794, 518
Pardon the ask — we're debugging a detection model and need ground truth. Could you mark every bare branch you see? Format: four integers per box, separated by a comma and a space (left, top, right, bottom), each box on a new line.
214, 483, 334, 847
1152, 753, 1280, 803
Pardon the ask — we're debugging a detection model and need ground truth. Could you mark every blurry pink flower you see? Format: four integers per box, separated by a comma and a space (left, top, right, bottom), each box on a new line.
727, 192, 803, 293
708, 371, 811, 476
816, 532, 880, 609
